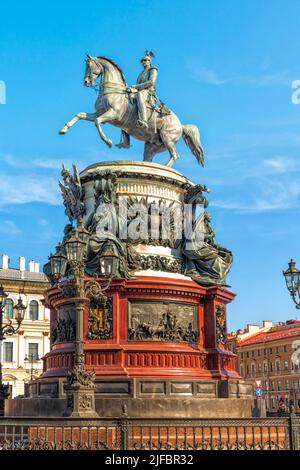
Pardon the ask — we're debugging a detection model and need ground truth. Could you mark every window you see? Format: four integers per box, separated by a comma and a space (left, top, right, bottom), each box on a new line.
3, 342, 13, 362
240, 365, 244, 377
258, 363, 262, 373
264, 348, 267, 356
246, 365, 250, 375
271, 398, 275, 409
284, 360, 288, 370
276, 346, 280, 354
276, 360, 281, 372
264, 363, 268, 373
258, 350, 261, 357
285, 380, 289, 390
246, 351, 249, 358
3, 298, 13, 319
241, 352, 244, 359
251, 363, 256, 376
269, 347, 273, 355
270, 381, 274, 391
270, 362, 273, 372
252, 350, 255, 357
277, 381, 281, 391
284, 345, 287, 353
28, 343, 39, 361
29, 300, 39, 320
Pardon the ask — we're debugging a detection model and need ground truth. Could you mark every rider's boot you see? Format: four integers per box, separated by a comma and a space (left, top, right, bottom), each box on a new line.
137, 98, 149, 129
116, 130, 131, 149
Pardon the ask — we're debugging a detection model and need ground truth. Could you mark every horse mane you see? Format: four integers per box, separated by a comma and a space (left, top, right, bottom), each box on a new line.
97, 56, 127, 85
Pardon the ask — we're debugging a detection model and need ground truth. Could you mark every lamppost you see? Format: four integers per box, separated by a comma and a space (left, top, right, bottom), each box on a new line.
283, 259, 300, 308
0, 285, 26, 415
49, 229, 119, 418
24, 353, 41, 381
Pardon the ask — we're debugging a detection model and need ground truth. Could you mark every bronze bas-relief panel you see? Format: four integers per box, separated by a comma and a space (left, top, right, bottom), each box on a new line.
128, 300, 199, 343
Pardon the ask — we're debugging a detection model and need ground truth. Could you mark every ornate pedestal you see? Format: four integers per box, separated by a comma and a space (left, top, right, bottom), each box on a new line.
6, 161, 255, 418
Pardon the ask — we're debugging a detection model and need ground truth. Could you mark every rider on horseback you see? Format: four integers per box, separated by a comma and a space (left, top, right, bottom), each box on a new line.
116, 51, 158, 149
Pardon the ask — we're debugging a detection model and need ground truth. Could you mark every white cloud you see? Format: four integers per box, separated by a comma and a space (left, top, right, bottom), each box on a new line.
187, 61, 291, 87
0, 220, 22, 236
211, 177, 300, 214
0, 174, 60, 207
186, 62, 226, 85
262, 157, 296, 174
33, 159, 65, 170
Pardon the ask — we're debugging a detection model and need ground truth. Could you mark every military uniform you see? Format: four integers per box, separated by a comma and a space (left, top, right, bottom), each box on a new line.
134, 65, 158, 128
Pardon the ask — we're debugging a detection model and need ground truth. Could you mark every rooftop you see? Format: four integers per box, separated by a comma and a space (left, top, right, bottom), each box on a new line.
0, 254, 48, 283
238, 321, 300, 347
0, 268, 48, 283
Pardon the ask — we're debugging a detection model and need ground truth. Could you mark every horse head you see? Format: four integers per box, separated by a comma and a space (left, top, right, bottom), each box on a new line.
84, 55, 127, 88
84, 55, 104, 87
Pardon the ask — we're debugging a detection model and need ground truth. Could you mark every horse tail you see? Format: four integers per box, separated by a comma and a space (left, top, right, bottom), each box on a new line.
182, 124, 204, 167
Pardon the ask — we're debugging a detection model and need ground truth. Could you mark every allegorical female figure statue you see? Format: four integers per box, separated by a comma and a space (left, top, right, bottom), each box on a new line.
182, 212, 233, 286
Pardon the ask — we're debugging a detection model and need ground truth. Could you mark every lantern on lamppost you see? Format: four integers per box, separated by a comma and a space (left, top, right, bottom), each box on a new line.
283, 259, 300, 309
49, 244, 68, 282
99, 244, 120, 279
14, 296, 27, 326
0, 285, 26, 415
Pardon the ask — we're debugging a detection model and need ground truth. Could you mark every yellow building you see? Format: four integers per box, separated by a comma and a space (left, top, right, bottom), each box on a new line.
0, 255, 50, 397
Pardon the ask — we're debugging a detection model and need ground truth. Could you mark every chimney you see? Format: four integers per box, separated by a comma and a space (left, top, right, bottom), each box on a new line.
29, 260, 35, 272
247, 324, 259, 333
1, 254, 9, 270
263, 321, 273, 328
34, 262, 40, 273
19, 256, 26, 272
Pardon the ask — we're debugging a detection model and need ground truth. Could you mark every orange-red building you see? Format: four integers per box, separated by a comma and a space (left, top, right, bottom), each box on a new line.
228, 320, 300, 412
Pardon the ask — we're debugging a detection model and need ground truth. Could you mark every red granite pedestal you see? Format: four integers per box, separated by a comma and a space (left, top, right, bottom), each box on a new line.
7, 275, 255, 419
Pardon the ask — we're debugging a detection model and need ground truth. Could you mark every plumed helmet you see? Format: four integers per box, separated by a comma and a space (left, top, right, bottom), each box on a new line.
141, 50, 155, 64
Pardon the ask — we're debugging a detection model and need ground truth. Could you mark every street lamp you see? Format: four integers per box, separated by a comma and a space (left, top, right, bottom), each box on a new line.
283, 259, 300, 308
99, 244, 120, 278
24, 354, 41, 381
0, 285, 26, 415
60, 229, 119, 417
62, 230, 98, 417
49, 244, 68, 282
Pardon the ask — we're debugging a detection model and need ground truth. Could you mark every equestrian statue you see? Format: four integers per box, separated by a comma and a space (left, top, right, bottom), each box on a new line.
59, 51, 204, 168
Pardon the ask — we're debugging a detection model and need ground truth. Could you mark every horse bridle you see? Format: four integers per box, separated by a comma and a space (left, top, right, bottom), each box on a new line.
87, 57, 127, 95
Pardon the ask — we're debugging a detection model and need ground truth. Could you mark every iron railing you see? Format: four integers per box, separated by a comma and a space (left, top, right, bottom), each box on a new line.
0, 416, 299, 450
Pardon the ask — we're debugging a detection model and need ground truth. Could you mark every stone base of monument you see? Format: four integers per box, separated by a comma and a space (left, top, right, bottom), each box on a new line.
6, 378, 258, 418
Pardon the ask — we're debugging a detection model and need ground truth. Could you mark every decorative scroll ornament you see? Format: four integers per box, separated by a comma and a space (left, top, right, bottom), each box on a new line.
216, 304, 227, 347
65, 364, 96, 389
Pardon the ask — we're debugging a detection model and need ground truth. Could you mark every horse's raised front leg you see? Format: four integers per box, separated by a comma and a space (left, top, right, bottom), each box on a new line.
59, 112, 97, 135
94, 110, 118, 148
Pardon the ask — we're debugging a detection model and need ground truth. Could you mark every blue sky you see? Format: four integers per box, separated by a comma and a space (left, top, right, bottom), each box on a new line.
1, 0, 300, 330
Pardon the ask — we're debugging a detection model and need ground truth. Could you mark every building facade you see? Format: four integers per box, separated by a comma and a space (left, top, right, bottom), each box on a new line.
229, 320, 300, 413
0, 255, 50, 397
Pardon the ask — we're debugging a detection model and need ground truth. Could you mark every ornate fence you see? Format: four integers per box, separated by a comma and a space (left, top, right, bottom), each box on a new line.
0, 416, 299, 450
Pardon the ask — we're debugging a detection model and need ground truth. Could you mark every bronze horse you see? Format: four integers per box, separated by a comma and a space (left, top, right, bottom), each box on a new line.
59, 56, 204, 168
